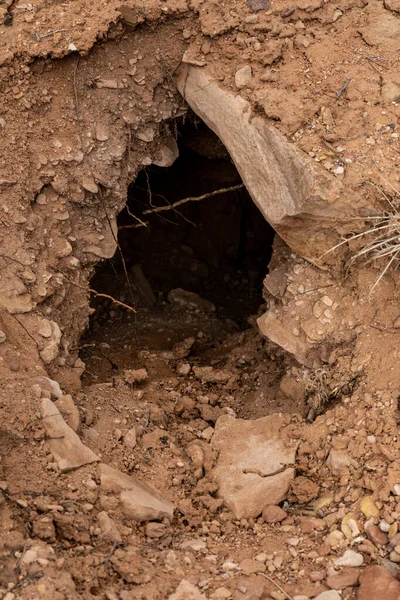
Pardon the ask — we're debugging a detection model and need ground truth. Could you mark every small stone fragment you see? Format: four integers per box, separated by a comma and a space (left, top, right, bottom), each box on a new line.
22, 549, 38, 565
99, 463, 174, 521
0, 330, 6, 343
365, 524, 388, 546
173, 337, 195, 359
262, 505, 287, 523
54, 395, 80, 432
145, 522, 169, 539
314, 592, 341, 600
97, 511, 122, 543
291, 475, 319, 503
178, 363, 191, 376
334, 549, 364, 567
381, 81, 400, 103
235, 65, 252, 89
360, 496, 380, 519
326, 449, 351, 474
239, 558, 266, 574
40, 398, 100, 472
180, 539, 206, 551
96, 123, 109, 141
123, 368, 148, 384
341, 513, 360, 539
124, 427, 137, 449
81, 176, 99, 194
247, 0, 269, 11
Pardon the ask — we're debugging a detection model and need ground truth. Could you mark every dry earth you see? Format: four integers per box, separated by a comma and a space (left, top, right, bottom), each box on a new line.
1, 0, 400, 599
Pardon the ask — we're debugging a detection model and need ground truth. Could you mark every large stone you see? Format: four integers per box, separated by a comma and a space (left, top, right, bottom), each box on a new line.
211, 414, 297, 519
175, 65, 361, 262
358, 565, 400, 600
99, 463, 174, 522
40, 398, 100, 472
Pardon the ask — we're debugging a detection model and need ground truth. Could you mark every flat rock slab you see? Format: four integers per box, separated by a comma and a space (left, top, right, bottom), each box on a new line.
211, 414, 297, 519
41, 398, 100, 472
99, 463, 174, 522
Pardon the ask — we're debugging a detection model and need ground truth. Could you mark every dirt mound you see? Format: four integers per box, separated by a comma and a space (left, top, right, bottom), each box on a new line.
1, 0, 400, 598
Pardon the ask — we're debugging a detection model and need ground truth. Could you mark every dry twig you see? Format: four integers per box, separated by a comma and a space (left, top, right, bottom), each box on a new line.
59, 271, 136, 313
258, 572, 294, 600
120, 184, 245, 229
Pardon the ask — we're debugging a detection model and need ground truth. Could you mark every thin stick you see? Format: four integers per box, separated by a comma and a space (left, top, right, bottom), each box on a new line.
119, 221, 150, 230
59, 272, 136, 313
258, 572, 294, 600
125, 205, 148, 228
104, 541, 121, 572
87, 290, 136, 312
142, 184, 245, 216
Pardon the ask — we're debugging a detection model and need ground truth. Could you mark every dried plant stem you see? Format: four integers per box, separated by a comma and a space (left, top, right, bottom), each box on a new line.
60, 272, 136, 313
143, 184, 244, 215
258, 572, 294, 600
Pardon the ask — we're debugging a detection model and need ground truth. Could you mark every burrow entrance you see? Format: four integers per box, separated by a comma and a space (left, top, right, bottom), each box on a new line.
79, 116, 295, 417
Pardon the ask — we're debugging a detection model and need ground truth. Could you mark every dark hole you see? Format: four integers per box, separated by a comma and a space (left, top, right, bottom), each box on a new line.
81, 115, 275, 383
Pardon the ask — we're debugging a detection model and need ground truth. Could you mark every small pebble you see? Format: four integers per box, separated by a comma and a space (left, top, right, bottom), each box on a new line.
360, 496, 380, 519
334, 549, 364, 567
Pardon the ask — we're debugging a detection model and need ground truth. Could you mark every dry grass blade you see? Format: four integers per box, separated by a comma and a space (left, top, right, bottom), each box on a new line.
321, 179, 400, 293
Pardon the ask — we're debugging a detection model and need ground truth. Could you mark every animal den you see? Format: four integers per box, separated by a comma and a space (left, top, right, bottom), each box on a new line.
80, 115, 303, 420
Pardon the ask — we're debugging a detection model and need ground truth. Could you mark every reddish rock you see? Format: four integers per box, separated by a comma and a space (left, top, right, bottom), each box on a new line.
326, 568, 361, 589
300, 517, 326, 534
358, 565, 400, 600
262, 505, 287, 523
366, 524, 388, 547
239, 558, 266, 575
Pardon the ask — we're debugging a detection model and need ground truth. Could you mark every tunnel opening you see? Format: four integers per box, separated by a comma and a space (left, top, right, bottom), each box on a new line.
80, 115, 286, 418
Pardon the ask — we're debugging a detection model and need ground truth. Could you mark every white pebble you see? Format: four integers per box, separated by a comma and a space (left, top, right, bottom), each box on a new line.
333, 166, 344, 175
334, 549, 364, 567
379, 520, 391, 532
394, 483, 400, 495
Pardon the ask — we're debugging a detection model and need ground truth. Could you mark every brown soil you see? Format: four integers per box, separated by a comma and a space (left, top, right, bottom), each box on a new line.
1, 0, 400, 598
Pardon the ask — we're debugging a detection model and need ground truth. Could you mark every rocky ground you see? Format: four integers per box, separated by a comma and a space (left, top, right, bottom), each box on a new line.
1, 0, 400, 598
3, 243, 400, 600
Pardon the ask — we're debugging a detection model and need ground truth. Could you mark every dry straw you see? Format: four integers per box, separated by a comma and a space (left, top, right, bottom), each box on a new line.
321, 177, 400, 294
